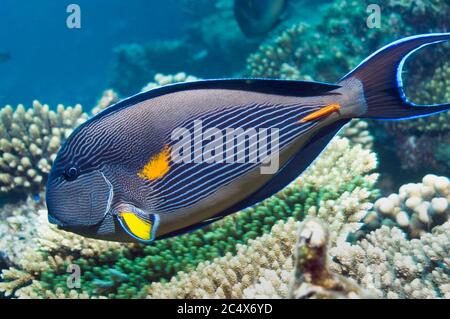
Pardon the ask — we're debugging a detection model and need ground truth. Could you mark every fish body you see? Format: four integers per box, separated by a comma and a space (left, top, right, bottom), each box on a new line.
234, 0, 287, 38
46, 34, 450, 243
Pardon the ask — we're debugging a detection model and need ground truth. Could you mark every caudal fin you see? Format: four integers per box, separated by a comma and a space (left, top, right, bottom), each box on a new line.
341, 33, 450, 120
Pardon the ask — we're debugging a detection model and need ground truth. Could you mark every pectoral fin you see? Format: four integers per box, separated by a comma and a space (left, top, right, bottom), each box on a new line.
116, 206, 160, 243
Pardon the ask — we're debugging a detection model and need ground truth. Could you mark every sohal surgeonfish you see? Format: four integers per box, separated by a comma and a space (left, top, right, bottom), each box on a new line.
46, 34, 450, 243
234, 0, 287, 38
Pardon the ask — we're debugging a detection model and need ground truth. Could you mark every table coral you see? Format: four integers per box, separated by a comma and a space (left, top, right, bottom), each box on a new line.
0, 101, 88, 195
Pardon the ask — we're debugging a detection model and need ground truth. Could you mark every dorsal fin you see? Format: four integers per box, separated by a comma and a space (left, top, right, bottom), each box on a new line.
96, 78, 342, 119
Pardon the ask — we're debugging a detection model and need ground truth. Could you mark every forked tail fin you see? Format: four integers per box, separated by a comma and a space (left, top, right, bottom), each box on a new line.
341, 33, 450, 120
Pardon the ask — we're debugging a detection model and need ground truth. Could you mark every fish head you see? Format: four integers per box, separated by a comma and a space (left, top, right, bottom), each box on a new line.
46, 153, 116, 239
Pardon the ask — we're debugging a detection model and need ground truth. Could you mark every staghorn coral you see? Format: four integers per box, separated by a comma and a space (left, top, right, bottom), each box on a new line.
145, 218, 298, 299
0, 136, 378, 298
0, 101, 88, 195
246, 23, 312, 80
370, 174, 449, 238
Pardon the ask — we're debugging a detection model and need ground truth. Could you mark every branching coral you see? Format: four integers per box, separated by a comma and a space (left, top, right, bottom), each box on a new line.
0, 101, 88, 195
92, 90, 119, 116
145, 218, 371, 299
141, 72, 199, 92
145, 218, 298, 299
330, 220, 450, 298
0, 196, 128, 298
339, 120, 374, 150
247, 0, 449, 82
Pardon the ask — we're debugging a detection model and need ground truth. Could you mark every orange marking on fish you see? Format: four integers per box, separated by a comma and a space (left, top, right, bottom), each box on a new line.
138, 145, 172, 181
299, 104, 342, 123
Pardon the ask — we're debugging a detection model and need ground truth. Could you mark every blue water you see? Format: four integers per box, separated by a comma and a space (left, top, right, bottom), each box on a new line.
0, 1, 187, 108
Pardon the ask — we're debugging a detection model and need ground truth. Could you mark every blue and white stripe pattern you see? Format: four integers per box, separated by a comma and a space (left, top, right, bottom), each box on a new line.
149, 100, 324, 213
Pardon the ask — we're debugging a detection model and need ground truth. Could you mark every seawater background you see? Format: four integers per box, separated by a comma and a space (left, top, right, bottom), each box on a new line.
0, 1, 188, 107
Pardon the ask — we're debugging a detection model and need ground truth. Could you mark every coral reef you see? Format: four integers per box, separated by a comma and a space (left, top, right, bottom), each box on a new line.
109, 0, 257, 95
0, 195, 129, 298
246, 0, 450, 175
288, 218, 372, 299
330, 220, 450, 298
2, 0, 450, 300
145, 218, 298, 299
141, 72, 199, 92
92, 90, 119, 116
145, 218, 372, 299
0, 137, 378, 298
247, 0, 450, 82
0, 101, 88, 195
368, 174, 449, 238
383, 61, 450, 172
339, 120, 374, 150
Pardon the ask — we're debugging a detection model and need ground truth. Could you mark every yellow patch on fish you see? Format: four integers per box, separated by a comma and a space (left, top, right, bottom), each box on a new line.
138, 145, 172, 180
299, 103, 341, 123
119, 212, 152, 241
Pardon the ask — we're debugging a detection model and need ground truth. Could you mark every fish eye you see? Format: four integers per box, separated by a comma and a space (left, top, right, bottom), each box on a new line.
63, 166, 79, 181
